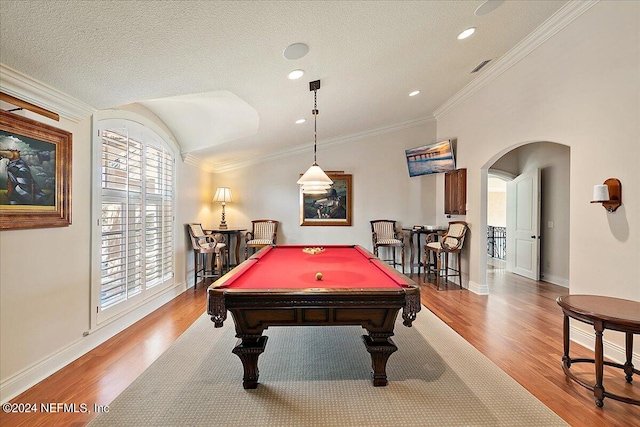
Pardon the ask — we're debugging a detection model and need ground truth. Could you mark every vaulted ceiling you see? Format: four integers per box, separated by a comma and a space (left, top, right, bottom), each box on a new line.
0, 0, 568, 171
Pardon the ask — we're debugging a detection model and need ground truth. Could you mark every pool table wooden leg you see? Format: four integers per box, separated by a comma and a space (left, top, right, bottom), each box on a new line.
232, 336, 268, 389
362, 334, 398, 386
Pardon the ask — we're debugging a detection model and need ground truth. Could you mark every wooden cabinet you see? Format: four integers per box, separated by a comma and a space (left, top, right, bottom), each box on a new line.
444, 168, 467, 215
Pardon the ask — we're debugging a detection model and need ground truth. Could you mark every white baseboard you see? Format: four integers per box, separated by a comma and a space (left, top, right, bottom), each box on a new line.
540, 274, 569, 288
468, 280, 490, 295
0, 282, 188, 403
569, 325, 640, 367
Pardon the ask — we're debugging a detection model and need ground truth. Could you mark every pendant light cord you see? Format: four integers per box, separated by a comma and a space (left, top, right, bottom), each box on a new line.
313, 88, 318, 165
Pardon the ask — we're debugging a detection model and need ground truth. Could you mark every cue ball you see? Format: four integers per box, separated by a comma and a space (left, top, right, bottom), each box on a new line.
316, 272, 323, 280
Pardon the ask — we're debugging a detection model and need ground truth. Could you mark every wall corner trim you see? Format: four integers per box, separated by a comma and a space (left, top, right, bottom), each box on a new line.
540, 274, 569, 288
468, 280, 490, 295
0, 63, 96, 123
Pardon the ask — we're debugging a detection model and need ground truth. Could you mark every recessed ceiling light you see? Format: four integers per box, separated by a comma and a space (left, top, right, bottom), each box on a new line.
475, 0, 504, 16
283, 43, 309, 60
409, 90, 420, 97
457, 27, 476, 40
296, 118, 306, 124
288, 69, 304, 80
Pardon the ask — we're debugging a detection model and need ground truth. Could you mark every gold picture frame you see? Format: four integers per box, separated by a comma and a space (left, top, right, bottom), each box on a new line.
300, 172, 352, 226
0, 111, 72, 229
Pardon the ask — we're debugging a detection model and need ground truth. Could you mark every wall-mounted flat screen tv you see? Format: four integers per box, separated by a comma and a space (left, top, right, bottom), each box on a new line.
405, 139, 455, 177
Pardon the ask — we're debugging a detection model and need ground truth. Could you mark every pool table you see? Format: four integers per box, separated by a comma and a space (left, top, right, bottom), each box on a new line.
207, 244, 421, 388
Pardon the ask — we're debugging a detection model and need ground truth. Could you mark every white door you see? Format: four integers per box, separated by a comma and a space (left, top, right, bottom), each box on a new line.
506, 169, 541, 280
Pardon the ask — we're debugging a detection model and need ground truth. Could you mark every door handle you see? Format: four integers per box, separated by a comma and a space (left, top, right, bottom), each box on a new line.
531, 235, 536, 238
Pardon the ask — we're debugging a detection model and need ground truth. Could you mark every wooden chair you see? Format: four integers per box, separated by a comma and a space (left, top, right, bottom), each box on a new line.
244, 219, 279, 259
423, 221, 468, 290
370, 219, 405, 273
187, 223, 227, 290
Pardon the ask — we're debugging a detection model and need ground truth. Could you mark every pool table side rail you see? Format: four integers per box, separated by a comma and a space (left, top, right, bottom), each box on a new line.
208, 286, 421, 328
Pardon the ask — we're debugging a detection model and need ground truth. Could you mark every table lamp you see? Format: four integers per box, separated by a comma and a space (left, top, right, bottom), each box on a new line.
213, 187, 233, 229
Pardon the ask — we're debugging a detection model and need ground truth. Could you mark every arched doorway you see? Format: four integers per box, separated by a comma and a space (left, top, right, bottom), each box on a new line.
480, 141, 570, 293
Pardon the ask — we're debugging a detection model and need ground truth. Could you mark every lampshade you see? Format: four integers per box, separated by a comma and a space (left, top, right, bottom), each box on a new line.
592, 185, 609, 202
297, 165, 333, 187
302, 189, 332, 195
213, 187, 233, 203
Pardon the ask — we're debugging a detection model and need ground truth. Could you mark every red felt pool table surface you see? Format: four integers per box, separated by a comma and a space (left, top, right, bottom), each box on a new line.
218, 244, 406, 290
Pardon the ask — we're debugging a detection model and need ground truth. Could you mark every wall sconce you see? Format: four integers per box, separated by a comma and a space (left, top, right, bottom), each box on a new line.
591, 178, 621, 213
213, 187, 233, 229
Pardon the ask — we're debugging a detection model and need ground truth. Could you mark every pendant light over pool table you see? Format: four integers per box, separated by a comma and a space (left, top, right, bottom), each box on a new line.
297, 80, 333, 194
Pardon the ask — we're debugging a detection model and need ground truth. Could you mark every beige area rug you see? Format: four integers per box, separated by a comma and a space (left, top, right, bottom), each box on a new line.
90, 308, 567, 426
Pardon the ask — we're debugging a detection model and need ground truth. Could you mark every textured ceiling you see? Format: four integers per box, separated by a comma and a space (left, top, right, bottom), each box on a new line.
0, 0, 568, 170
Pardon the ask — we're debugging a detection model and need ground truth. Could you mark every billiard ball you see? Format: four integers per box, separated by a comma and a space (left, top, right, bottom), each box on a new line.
315, 272, 323, 280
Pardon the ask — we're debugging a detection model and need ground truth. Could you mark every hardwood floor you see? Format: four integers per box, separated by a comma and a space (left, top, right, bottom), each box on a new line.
0, 289, 208, 427
421, 261, 639, 426
1, 267, 638, 426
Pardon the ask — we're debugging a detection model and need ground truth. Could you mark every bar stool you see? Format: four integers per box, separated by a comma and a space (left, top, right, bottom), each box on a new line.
370, 219, 405, 273
187, 223, 227, 290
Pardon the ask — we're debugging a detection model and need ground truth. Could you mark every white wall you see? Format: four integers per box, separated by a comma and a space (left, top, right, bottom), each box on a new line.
177, 159, 219, 286
0, 103, 207, 401
435, 2, 639, 352
211, 121, 439, 257
0, 110, 92, 382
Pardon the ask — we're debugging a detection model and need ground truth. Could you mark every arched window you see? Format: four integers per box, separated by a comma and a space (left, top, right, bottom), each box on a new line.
91, 112, 176, 325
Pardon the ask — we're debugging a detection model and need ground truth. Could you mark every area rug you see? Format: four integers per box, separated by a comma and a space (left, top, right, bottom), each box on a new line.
89, 308, 567, 426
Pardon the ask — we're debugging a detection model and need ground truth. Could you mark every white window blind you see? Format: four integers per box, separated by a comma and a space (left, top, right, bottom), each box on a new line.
97, 125, 174, 320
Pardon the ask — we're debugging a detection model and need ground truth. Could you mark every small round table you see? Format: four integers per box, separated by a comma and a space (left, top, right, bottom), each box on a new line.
556, 295, 640, 408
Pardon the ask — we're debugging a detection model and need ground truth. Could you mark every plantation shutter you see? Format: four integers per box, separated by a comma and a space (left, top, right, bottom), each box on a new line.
98, 127, 174, 314
144, 145, 174, 289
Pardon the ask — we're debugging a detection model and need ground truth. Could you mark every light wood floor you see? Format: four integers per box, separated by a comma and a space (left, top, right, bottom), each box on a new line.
1, 265, 638, 426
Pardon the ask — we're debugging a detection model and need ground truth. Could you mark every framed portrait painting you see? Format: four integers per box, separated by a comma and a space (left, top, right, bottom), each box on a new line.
0, 110, 72, 230
300, 172, 352, 226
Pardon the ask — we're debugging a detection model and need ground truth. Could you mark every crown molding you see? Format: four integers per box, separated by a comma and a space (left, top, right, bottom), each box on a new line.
0, 64, 96, 123
209, 116, 435, 173
181, 152, 218, 173
434, 0, 599, 120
